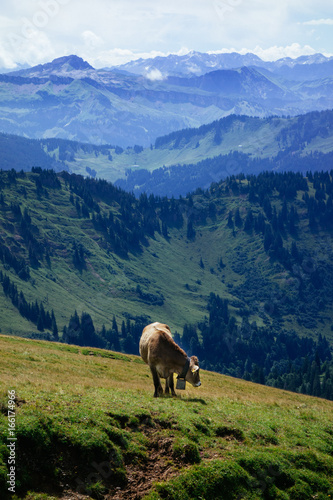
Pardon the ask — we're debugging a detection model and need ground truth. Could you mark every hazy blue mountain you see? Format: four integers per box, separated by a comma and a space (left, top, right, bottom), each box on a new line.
110, 50, 265, 77
111, 50, 333, 79
0, 54, 332, 147
7, 55, 94, 77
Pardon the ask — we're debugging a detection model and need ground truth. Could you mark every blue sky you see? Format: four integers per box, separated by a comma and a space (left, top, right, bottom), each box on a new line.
1, 0, 333, 69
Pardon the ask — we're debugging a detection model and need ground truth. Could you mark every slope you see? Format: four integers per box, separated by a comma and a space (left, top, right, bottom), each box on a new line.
1, 168, 333, 401
2, 109, 333, 191
1, 168, 333, 341
0, 334, 332, 499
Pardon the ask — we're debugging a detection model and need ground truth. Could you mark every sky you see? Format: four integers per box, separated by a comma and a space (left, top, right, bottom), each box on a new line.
1, 0, 333, 69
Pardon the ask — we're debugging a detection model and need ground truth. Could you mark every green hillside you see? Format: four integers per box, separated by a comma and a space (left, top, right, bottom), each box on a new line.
2, 110, 333, 188
1, 168, 333, 400
0, 334, 332, 499
1, 168, 333, 335
54, 110, 333, 184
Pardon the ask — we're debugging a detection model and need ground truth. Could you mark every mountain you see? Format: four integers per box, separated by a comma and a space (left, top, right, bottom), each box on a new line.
115, 110, 333, 196
0, 168, 332, 382
267, 57, 333, 82
167, 66, 293, 101
0, 333, 332, 499
8, 54, 94, 77
111, 50, 265, 77
1, 109, 333, 196
0, 54, 333, 147
112, 50, 333, 79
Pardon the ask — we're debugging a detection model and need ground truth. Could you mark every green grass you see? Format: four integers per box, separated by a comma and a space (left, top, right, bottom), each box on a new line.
0, 334, 332, 499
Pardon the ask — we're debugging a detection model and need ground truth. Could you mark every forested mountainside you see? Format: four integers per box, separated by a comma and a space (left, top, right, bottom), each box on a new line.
1, 110, 333, 193
117, 110, 333, 195
0, 168, 333, 399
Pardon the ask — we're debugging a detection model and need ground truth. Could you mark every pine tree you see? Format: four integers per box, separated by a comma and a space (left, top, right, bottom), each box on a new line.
51, 310, 58, 341
37, 314, 44, 332
227, 211, 234, 229
235, 207, 242, 228
264, 224, 273, 251
187, 219, 196, 240
244, 209, 253, 231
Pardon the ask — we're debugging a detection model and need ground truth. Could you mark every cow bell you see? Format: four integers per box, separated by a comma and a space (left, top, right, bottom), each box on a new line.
176, 378, 186, 390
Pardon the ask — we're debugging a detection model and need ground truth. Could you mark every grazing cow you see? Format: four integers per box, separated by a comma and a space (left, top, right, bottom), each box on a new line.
139, 322, 201, 397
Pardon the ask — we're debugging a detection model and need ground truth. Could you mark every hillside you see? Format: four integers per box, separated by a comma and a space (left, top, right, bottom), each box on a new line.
0, 168, 333, 400
2, 110, 333, 194
1, 54, 333, 147
0, 334, 332, 499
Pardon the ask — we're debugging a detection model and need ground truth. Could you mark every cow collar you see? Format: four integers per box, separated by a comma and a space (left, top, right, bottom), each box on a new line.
177, 356, 191, 380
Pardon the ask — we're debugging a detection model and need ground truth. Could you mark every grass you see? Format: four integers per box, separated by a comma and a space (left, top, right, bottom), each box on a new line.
0, 334, 332, 499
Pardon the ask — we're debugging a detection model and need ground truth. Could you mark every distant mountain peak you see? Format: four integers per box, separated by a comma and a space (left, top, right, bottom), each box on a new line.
49, 55, 94, 71
8, 54, 94, 77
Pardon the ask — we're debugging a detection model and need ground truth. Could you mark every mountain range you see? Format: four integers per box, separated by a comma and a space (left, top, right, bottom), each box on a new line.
0, 52, 332, 147
112, 50, 333, 80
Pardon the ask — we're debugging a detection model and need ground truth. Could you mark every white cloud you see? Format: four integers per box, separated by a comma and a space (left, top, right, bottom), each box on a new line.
208, 43, 321, 61
0, 0, 332, 69
248, 43, 319, 61
302, 18, 333, 25
146, 68, 165, 81
81, 30, 104, 49
89, 47, 192, 69
3, 29, 56, 67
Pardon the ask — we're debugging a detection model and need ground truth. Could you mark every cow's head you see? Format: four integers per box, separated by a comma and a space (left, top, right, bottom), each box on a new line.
186, 356, 201, 387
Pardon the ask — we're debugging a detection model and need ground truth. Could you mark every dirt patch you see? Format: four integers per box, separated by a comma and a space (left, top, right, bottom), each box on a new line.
215, 425, 245, 441
86, 260, 105, 282
60, 492, 90, 500
108, 431, 186, 500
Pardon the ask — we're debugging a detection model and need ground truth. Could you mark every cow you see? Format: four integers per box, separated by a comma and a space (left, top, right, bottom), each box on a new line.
139, 322, 201, 397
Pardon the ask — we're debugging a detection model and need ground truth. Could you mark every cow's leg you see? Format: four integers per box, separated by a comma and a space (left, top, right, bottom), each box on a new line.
165, 374, 175, 396
168, 374, 176, 396
150, 366, 163, 397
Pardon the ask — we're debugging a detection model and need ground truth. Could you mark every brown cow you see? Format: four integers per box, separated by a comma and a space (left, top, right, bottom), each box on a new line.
139, 322, 201, 397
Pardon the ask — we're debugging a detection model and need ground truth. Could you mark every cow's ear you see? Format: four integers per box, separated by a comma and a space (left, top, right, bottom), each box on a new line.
191, 365, 199, 373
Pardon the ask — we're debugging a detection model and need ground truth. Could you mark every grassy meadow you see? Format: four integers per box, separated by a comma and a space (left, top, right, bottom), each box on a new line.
0, 334, 332, 499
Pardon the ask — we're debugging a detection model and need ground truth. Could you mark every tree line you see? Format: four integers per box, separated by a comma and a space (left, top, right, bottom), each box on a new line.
62, 310, 147, 354
0, 270, 58, 336
175, 293, 333, 401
